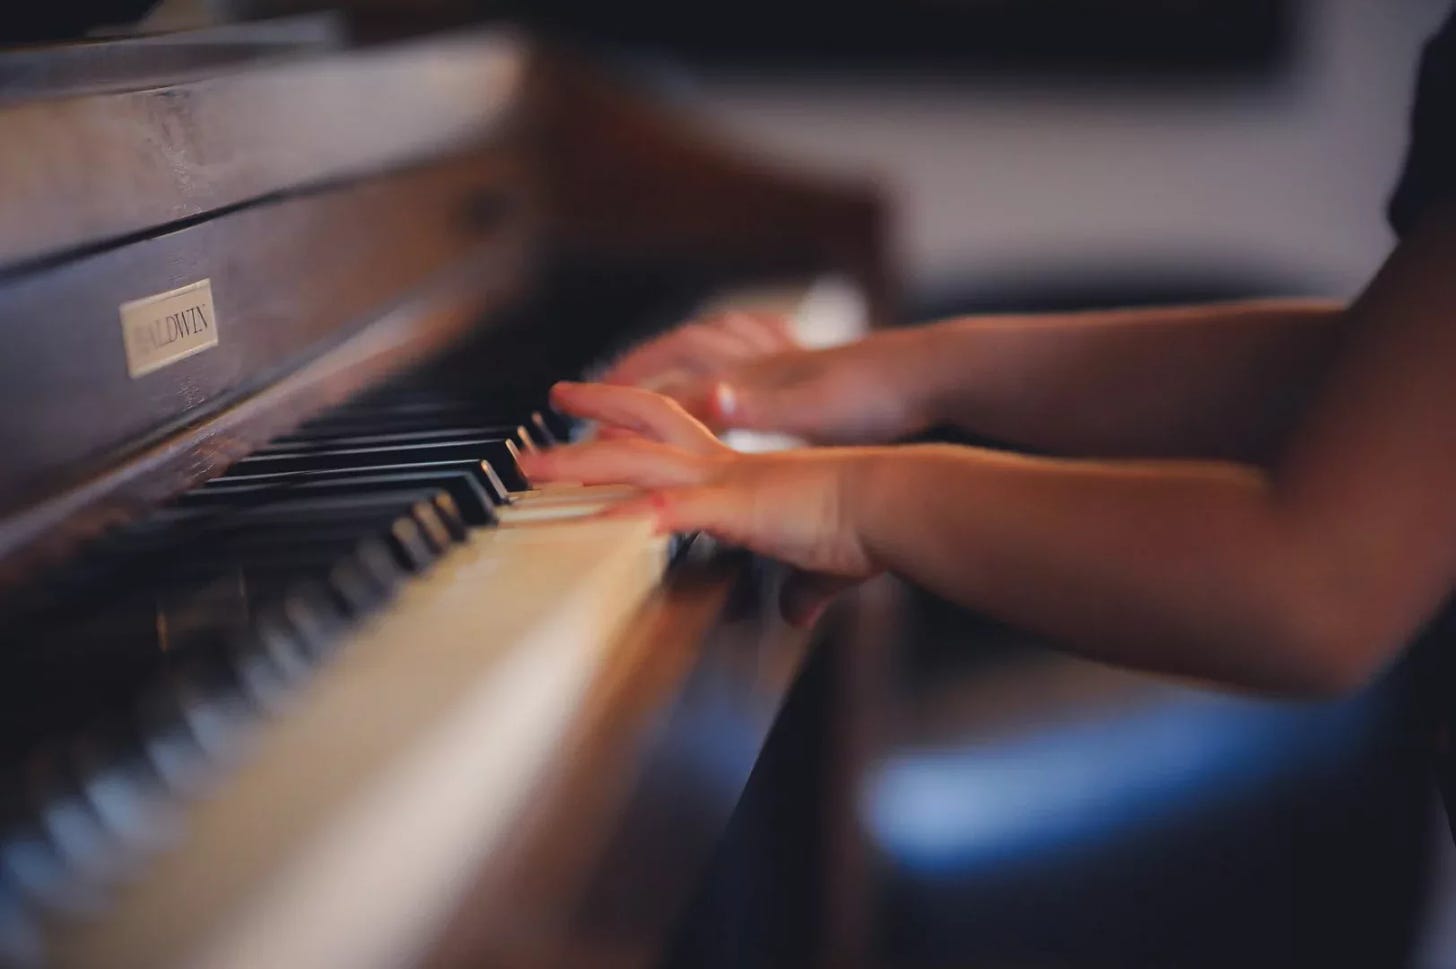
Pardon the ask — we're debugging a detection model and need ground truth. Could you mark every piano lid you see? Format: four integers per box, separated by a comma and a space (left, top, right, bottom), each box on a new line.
0, 25, 529, 273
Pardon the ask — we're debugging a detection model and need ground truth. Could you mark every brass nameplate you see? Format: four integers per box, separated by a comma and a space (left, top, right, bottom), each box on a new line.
119, 279, 219, 378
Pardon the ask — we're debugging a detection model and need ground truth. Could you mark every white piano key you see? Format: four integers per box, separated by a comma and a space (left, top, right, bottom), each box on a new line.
54, 510, 667, 969
498, 484, 644, 524
510, 484, 641, 504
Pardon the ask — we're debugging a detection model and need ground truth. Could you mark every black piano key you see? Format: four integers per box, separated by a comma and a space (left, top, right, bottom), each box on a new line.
190, 542, 397, 621
182, 510, 439, 575
265, 425, 531, 453
232, 438, 516, 469
325, 557, 388, 616
171, 670, 259, 766
280, 585, 350, 659
229, 439, 526, 491
199, 459, 510, 507
59, 506, 435, 632
187, 472, 497, 526
33, 509, 430, 631
205, 508, 447, 577
132, 686, 215, 797
295, 403, 547, 439
350, 536, 407, 594
138, 660, 263, 772
249, 611, 315, 690
228, 641, 294, 716
164, 490, 451, 524
0, 369, 583, 915
530, 411, 562, 446
397, 497, 453, 554
385, 516, 436, 573
148, 494, 462, 562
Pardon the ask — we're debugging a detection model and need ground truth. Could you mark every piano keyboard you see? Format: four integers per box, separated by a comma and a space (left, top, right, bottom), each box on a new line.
0, 19, 886, 957
0, 378, 669, 969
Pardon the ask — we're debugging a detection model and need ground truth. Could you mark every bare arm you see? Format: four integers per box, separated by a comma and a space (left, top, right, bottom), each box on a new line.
855, 211, 1456, 693
908, 299, 1345, 461
611, 298, 1345, 461
527, 205, 1456, 696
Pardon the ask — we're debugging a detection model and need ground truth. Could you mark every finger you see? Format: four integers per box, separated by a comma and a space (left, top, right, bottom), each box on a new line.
549, 381, 723, 453
715, 311, 798, 355
615, 377, 737, 434
677, 320, 761, 364
701, 376, 804, 434
601, 323, 756, 386
595, 425, 648, 442
517, 439, 712, 489
600, 485, 748, 546
778, 569, 855, 627
650, 377, 776, 435
601, 342, 689, 386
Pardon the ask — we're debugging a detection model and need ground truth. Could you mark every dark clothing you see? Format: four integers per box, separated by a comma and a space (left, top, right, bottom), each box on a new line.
1391, 8, 1456, 235
1394, 7, 1456, 843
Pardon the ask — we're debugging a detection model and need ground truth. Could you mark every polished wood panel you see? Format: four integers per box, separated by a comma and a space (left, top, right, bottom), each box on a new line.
0, 243, 530, 594
0, 28, 890, 585
0, 152, 528, 518
0, 14, 346, 100
0, 29, 526, 270
421, 548, 823, 968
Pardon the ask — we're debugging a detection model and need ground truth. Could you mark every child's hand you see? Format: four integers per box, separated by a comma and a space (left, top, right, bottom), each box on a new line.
601, 310, 799, 388
519, 381, 885, 624
604, 315, 933, 445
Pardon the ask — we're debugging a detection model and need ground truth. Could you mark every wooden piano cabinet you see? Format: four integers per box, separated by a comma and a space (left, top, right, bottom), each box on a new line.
420, 556, 899, 969
0, 23, 894, 969
656, 577, 899, 969
0, 28, 891, 600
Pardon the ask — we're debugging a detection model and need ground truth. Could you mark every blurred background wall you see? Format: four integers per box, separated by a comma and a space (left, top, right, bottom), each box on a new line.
689, 0, 1450, 303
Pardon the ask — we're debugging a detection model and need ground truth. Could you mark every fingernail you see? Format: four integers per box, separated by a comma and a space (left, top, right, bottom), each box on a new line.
711, 381, 738, 423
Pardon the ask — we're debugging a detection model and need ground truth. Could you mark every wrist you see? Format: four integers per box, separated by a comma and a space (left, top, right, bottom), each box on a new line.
840, 446, 911, 571
868, 327, 953, 437
887, 320, 993, 436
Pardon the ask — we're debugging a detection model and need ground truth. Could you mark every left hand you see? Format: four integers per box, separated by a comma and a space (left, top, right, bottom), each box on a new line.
517, 381, 884, 624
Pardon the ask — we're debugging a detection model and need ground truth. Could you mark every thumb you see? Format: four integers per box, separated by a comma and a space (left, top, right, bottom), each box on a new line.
705, 378, 802, 434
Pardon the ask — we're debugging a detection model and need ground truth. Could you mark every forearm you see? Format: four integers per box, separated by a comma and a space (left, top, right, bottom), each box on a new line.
545, 208, 1456, 699
851, 444, 1363, 694
898, 300, 1345, 461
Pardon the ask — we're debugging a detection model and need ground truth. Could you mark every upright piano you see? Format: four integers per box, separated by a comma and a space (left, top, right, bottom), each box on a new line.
0, 18, 890, 968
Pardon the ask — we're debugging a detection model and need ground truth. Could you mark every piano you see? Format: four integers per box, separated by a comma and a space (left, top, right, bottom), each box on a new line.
0, 17, 891, 969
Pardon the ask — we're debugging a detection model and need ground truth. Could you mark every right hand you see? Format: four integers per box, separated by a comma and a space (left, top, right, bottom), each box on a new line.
602, 311, 932, 445
521, 381, 888, 625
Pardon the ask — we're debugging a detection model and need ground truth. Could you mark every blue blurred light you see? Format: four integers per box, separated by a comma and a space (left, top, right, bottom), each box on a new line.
866, 689, 1375, 873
